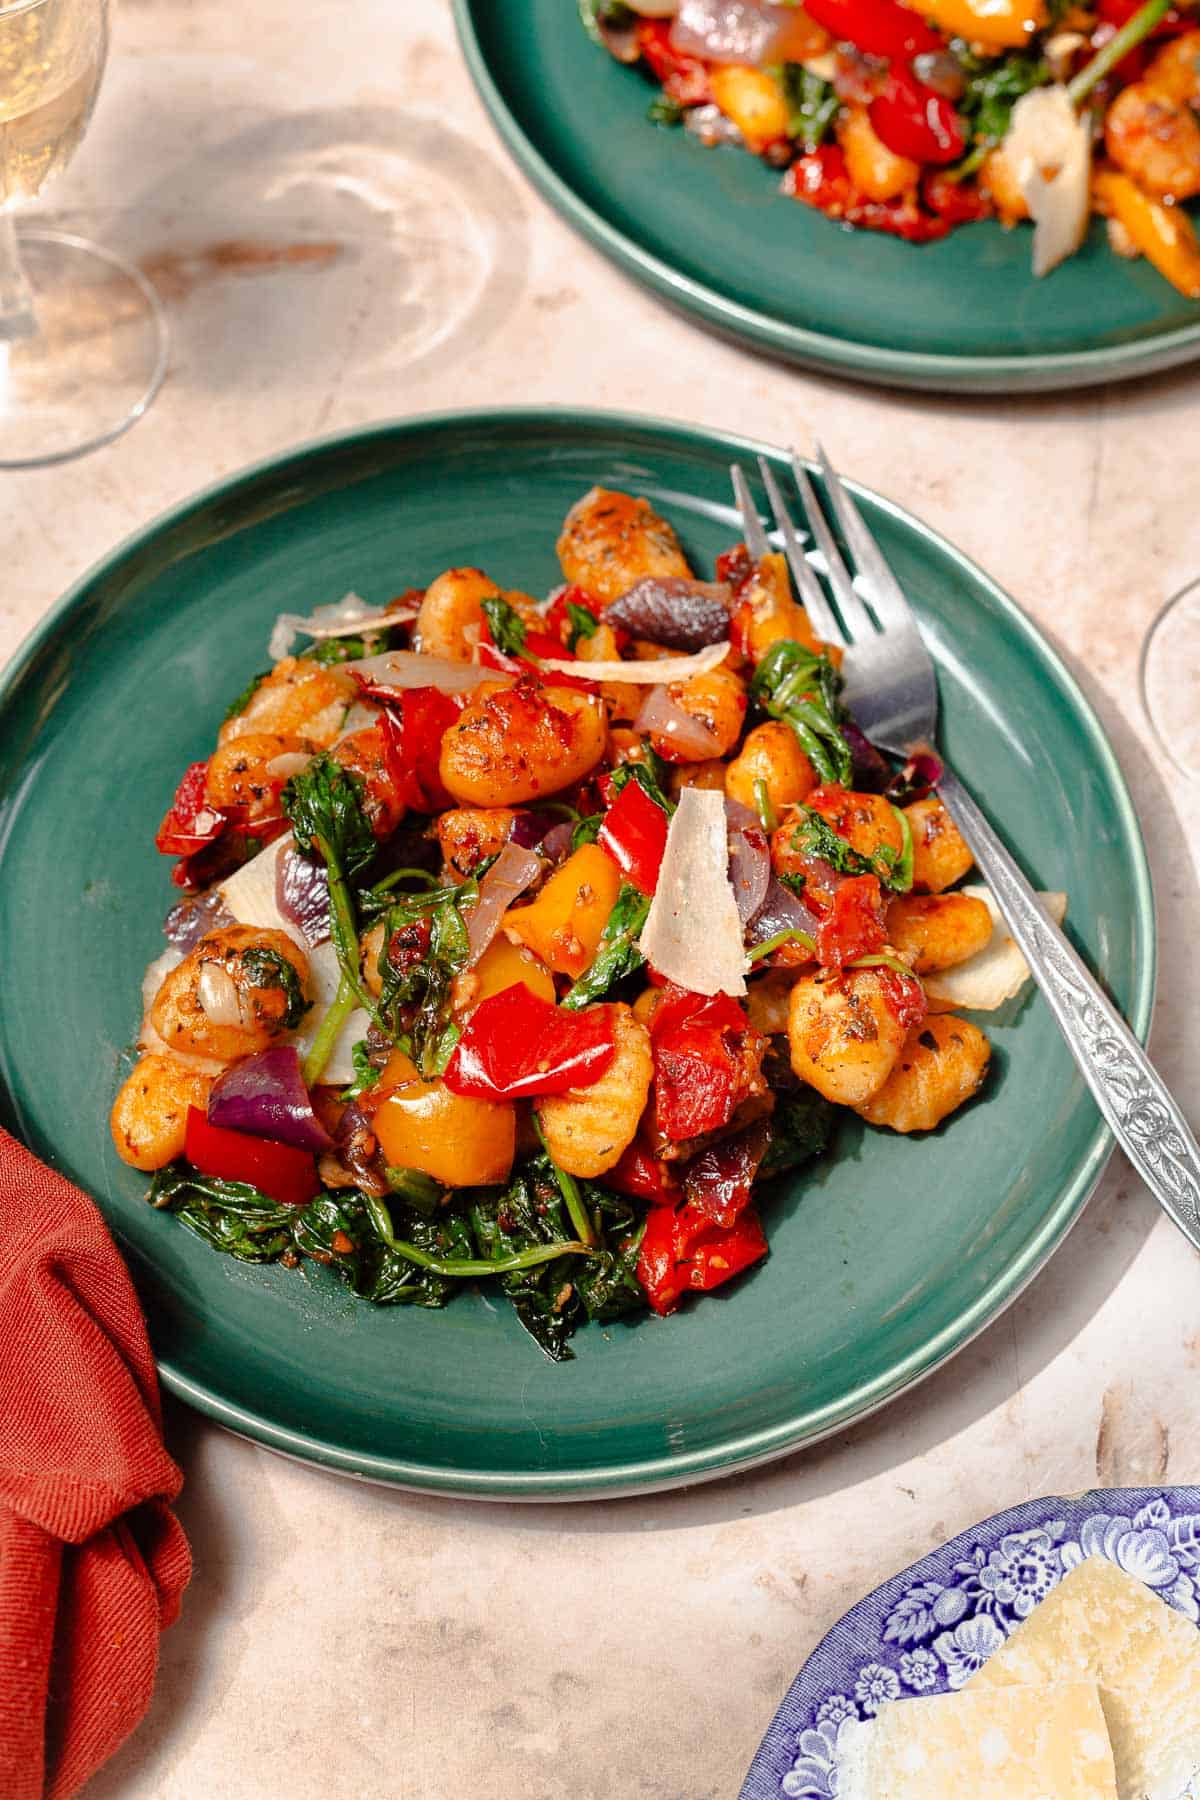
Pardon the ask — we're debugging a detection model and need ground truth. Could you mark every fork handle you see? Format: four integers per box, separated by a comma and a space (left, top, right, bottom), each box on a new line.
935, 763, 1200, 1249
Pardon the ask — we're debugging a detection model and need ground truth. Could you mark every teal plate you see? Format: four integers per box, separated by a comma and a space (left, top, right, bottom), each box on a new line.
454, 0, 1200, 393
0, 410, 1154, 1498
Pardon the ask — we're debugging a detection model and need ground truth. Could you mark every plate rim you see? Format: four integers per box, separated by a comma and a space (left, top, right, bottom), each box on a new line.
0, 404, 1156, 1498
452, 0, 1200, 396
739, 1482, 1200, 1797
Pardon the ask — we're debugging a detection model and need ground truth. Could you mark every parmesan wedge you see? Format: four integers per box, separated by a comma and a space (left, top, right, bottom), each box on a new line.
923, 884, 1067, 1012
219, 836, 367, 1085
838, 1681, 1118, 1799
537, 642, 730, 685
638, 786, 746, 996
269, 591, 388, 661
1003, 86, 1092, 279
969, 1558, 1200, 1800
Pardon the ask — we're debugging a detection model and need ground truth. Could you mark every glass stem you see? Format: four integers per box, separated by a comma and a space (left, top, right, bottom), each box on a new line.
0, 211, 37, 343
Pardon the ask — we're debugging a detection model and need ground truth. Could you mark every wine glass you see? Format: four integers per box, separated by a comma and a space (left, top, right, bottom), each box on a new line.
1141, 579, 1200, 781
0, 0, 166, 467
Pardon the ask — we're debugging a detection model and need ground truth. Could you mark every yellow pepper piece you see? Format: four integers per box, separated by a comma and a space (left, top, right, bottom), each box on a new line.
709, 66, 790, 153
733, 552, 842, 666
503, 844, 621, 979
372, 1050, 515, 1187
471, 937, 556, 1007
905, 0, 1046, 49
1094, 169, 1200, 298
838, 106, 920, 203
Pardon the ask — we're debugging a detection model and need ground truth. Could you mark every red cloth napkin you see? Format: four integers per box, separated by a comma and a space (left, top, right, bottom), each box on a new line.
0, 1127, 191, 1799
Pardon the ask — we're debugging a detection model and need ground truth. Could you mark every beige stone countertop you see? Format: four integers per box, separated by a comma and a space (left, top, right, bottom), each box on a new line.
6, 2, 1200, 1795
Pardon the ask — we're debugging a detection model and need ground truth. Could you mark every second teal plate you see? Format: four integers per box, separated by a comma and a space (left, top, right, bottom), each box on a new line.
455, 0, 1200, 392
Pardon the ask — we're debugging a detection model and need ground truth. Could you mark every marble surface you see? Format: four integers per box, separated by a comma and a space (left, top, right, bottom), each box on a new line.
7, 2, 1200, 1795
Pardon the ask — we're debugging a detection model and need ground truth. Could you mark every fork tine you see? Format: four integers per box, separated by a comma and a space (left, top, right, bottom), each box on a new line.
730, 463, 770, 561
756, 456, 845, 649
814, 443, 919, 639
789, 452, 877, 645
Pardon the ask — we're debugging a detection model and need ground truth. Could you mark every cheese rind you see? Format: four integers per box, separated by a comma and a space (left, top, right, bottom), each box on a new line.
968, 1558, 1200, 1800
837, 1681, 1118, 1799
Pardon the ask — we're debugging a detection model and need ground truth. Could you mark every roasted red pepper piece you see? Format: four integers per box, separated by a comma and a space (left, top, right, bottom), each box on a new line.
876, 965, 927, 1032
637, 19, 712, 104
636, 1199, 768, 1316
1098, 0, 1188, 30
155, 761, 226, 857
784, 149, 950, 242
870, 65, 966, 165
168, 817, 286, 892
802, 0, 941, 58
597, 778, 669, 896
476, 617, 598, 693
607, 1138, 680, 1205
185, 1106, 319, 1208
443, 982, 617, 1102
922, 170, 993, 224
683, 1122, 772, 1229
367, 685, 461, 815
650, 987, 754, 1142
814, 873, 887, 967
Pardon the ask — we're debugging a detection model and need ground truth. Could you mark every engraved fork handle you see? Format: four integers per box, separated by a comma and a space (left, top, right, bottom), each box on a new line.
935, 763, 1200, 1250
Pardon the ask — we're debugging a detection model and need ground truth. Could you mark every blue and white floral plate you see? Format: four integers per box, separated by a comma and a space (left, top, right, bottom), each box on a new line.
741, 1486, 1200, 1798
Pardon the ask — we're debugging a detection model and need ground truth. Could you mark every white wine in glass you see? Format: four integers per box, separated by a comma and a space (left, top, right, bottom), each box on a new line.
0, 0, 166, 467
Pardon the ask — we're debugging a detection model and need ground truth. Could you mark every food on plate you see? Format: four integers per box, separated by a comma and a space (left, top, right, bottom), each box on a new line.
582, 0, 1200, 296
837, 1558, 1200, 1798
112, 485, 1049, 1359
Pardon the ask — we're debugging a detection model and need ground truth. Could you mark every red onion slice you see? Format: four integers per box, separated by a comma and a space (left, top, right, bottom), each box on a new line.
208, 1046, 333, 1150
277, 844, 331, 947
604, 578, 733, 651
540, 821, 576, 863
464, 842, 544, 965
842, 721, 891, 793
725, 798, 771, 925
163, 888, 234, 952
746, 877, 820, 948
670, 0, 795, 65
635, 684, 722, 760
509, 810, 562, 851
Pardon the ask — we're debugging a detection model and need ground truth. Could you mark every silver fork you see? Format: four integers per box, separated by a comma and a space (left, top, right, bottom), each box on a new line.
733, 450, 1200, 1251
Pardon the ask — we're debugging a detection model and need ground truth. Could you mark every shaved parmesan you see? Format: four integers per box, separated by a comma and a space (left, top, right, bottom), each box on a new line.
923, 884, 1067, 1013
537, 642, 730, 685
269, 591, 389, 661
335, 700, 380, 741
838, 1681, 1117, 1799
344, 650, 504, 693
969, 1558, 1200, 1800
220, 835, 305, 946
219, 836, 367, 1083
1002, 86, 1092, 279
288, 940, 371, 1087
639, 786, 747, 996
